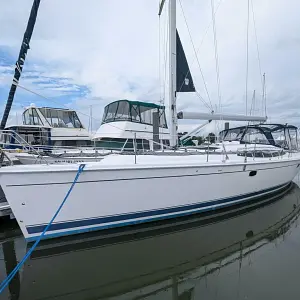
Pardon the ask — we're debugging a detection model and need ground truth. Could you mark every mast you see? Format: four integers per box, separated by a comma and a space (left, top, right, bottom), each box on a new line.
169, 0, 177, 147
0, 0, 41, 129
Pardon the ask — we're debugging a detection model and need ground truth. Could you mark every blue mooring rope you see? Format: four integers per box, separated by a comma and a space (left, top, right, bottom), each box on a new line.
0, 163, 86, 294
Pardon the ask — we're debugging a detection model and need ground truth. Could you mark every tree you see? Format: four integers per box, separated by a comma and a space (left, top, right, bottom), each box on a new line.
194, 136, 205, 145
207, 132, 216, 144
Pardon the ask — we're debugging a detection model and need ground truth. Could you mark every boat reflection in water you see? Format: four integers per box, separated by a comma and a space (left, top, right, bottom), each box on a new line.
1, 181, 300, 300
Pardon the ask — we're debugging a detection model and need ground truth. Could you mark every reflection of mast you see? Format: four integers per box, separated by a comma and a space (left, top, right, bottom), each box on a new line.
179, 288, 194, 300
2, 240, 20, 299
172, 276, 194, 300
172, 277, 179, 300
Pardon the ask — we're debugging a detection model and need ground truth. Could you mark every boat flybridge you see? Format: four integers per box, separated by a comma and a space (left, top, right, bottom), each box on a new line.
2, 105, 91, 149
93, 99, 170, 150
21, 104, 91, 147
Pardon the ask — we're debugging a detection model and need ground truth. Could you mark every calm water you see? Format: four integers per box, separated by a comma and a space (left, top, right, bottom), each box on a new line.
1, 176, 300, 300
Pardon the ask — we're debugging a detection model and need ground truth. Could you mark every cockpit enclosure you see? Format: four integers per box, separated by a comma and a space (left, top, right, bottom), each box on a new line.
23, 107, 84, 129
101, 100, 168, 129
220, 124, 298, 150
1, 125, 51, 149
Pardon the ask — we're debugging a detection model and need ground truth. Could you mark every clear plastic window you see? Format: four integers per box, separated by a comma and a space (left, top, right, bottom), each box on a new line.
39, 108, 83, 128
242, 128, 270, 144
272, 129, 286, 147
131, 105, 140, 122
115, 101, 130, 121
104, 102, 119, 123
223, 128, 245, 141
23, 109, 31, 125
159, 108, 167, 128
101, 101, 167, 128
23, 108, 42, 125
288, 128, 298, 150
14, 127, 49, 145
140, 106, 153, 125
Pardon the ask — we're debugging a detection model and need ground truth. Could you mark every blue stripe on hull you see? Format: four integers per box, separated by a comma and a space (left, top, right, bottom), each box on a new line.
26, 182, 290, 241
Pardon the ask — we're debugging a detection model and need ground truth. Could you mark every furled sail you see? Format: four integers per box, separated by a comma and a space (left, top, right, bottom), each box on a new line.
0, 0, 41, 129
176, 30, 195, 93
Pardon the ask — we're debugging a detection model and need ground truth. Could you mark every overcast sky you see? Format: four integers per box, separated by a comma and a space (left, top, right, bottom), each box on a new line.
0, 0, 299, 133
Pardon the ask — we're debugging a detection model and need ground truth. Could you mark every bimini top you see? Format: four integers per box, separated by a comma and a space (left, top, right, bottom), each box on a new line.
101, 99, 168, 128
220, 123, 298, 148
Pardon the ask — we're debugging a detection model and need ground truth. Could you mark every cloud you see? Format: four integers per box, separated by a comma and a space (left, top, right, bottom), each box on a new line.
0, 0, 300, 133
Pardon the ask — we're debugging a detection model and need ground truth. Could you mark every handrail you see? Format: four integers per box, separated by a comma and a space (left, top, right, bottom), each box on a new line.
0, 148, 13, 167
0, 130, 49, 164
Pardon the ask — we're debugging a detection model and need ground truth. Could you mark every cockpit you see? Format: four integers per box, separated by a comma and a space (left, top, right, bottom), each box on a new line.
101, 100, 168, 129
23, 107, 83, 129
220, 124, 298, 150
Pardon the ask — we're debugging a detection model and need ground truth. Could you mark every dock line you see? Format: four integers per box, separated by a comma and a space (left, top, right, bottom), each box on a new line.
0, 163, 86, 294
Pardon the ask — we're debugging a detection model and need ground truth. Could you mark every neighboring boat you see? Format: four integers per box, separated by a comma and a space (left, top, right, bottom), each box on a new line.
20, 104, 92, 147
0, 107, 109, 164
93, 99, 170, 151
1, 0, 300, 242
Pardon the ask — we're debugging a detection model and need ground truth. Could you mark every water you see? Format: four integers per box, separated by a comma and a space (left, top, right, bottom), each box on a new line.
1, 177, 300, 299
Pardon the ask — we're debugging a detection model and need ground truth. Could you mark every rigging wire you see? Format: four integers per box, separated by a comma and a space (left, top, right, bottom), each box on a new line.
249, 89, 256, 116
251, 0, 265, 113
251, 0, 263, 96
11, 79, 124, 132
178, 0, 213, 111
195, 0, 222, 58
251, 0, 267, 118
210, 0, 223, 140
196, 91, 211, 110
210, 0, 222, 114
245, 0, 250, 116
176, 0, 222, 111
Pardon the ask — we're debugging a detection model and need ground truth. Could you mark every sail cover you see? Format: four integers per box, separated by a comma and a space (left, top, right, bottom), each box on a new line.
176, 30, 195, 93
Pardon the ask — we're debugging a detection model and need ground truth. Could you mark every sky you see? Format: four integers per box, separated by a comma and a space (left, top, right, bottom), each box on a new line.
0, 0, 300, 134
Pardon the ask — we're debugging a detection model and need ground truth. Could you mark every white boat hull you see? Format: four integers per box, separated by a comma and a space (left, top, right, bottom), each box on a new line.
1, 154, 300, 241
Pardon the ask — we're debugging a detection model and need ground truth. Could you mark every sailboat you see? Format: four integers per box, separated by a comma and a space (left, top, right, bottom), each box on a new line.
5, 183, 298, 299
1, 0, 300, 241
